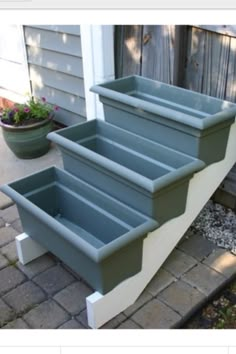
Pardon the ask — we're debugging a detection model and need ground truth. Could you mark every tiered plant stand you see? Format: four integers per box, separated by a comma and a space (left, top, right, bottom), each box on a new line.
86, 121, 236, 327
11, 121, 236, 328
1, 75, 236, 328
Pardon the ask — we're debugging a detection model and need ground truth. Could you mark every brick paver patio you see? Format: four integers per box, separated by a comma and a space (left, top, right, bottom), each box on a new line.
0, 204, 235, 329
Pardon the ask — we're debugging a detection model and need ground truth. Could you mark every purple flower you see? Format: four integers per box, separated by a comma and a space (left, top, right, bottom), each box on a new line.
8, 111, 14, 122
54, 105, 59, 111
41, 97, 46, 102
24, 107, 30, 113
13, 107, 19, 113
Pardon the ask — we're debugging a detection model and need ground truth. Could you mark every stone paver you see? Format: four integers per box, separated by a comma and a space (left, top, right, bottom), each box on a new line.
1, 241, 18, 262
0, 205, 19, 224
163, 249, 198, 277
182, 263, 226, 296
178, 233, 216, 261
23, 300, 69, 329
3, 281, 46, 314
117, 319, 141, 329
146, 268, 176, 297
62, 264, 81, 281
158, 280, 205, 317
0, 266, 26, 295
33, 265, 75, 295
2, 318, 29, 329
0, 201, 235, 329
177, 229, 195, 244
59, 319, 86, 329
76, 309, 127, 329
16, 254, 55, 279
213, 188, 236, 210
123, 290, 153, 317
131, 298, 181, 329
0, 253, 8, 270
11, 219, 23, 234
0, 226, 18, 247
54, 281, 92, 315
101, 313, 127, 329
0, 298, 15, 327
75, 309, 89, 328
203, 249, 236, 278
0, 218, 5, 228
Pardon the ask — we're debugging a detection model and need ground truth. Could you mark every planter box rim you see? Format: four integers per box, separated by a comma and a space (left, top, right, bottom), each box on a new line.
48, 121, 205, 194
0, 166, 158, 262
90, 75, 236, 131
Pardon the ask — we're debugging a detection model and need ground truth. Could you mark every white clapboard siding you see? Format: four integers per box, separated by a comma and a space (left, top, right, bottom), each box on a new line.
25, 25, 86, 125
29, 65, 85, 98
0, 25, 30, 101
32, 25, 81, 36
54, 107, 86, 126
27, 47, 83, 78
33, 85, 86, 117
25, 27, 82, 57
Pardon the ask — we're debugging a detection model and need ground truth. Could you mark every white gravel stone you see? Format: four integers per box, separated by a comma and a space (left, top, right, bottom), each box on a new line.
190, 200, 236, 255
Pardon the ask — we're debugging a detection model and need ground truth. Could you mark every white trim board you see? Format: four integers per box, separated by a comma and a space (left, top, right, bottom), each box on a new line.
14, 121, 236, 329
80, 25, 115, 120
86, 121, 236, 328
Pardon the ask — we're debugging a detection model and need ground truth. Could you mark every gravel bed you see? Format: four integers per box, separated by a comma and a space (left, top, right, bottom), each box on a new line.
190, 200, 236, 255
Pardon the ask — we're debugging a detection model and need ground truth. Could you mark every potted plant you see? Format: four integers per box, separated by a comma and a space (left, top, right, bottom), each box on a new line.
0, 96, 59, 159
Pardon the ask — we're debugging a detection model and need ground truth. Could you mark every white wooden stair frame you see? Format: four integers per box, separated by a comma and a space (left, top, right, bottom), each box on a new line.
16, 120, 236, 329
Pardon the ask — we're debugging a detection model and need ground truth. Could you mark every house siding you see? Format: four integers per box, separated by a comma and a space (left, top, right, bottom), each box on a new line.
24, 25, 86, 126
0, 25, 30, 102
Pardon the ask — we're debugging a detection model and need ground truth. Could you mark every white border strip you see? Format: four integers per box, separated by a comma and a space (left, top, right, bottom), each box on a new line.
80, 25, 115, 120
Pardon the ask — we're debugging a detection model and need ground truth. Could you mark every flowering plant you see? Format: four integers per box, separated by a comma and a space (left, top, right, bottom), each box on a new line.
1, 96, 59, 126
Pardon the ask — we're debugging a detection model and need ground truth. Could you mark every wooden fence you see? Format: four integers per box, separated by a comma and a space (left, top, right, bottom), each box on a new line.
115, 25, 236, 209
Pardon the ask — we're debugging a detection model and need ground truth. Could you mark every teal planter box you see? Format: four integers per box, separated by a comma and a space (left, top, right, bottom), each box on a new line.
91, 75, 236, 165
0, 167, 157, 294
48, 120, 205, 224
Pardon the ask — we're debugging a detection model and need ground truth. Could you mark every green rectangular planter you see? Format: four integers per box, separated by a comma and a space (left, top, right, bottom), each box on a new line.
1, 167, 158, 294
48, 120, 205, 224
91, 75, 236, 165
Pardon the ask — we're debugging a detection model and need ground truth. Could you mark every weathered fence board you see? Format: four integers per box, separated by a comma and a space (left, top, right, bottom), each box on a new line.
115, 25, 236, 207
141, 25, 175, 84
225, 36, 236, 102
115, 25, 143, 77
203, 30, 230, 98
195, 25, 236, 37
184, 27, 206, 93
